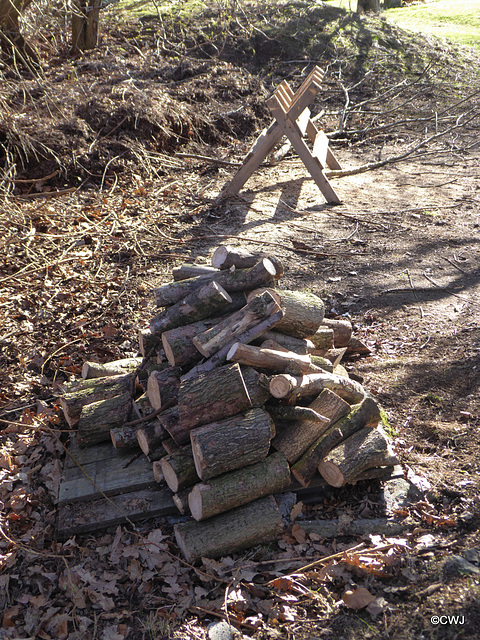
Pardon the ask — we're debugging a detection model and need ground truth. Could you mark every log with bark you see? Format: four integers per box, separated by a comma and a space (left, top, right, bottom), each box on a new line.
174, 495, 284, 563
269, 371, 366, 404
257, 331, 315, 355
172, 263, 219, 281
270, 389, 349, 465
177, 363, 252, 434
291, 396, 381, 487
190, 407, 275, 481
188, 451, 291, 521
321, 318, 353, 348
60, 373, 135, 427
146, 367, 181, 410
150, 280, 233, 335
173, 489, 191, 515
154, 258, 277, 307
137, 421, 167, 457
161, 317, 223, 367
347, 336, 372, 355
227, 342, 322, 376
192, 290, 281, 358
310, 326, 334, 351
240, 366, 271, 407
318, 426, 398, 487
211, 245, 284, 277
160, 447, 200, 493
247, 288, 325, 339
82, 357, 143, 379
155, 406, 187, 446
77, 391, 132, 447
183, 308, 284, 379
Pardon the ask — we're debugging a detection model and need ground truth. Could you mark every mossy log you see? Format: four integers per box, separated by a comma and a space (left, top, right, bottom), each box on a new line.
318, 426, 399, 487
321, 318, 353, 348
309, 326, 334, 350
60, 373, 135, 427
178, 363, 252, 434
292, 396, 381, 487
174, 495, 284, 563
190, 408, 275, 481
189, 452, 291, 521
77, 391, 132, 447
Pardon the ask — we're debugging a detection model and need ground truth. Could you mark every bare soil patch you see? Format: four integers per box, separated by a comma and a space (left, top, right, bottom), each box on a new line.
1, 3, 480, 639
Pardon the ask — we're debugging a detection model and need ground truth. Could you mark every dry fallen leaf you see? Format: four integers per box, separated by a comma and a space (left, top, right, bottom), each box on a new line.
343, 587, 376, 610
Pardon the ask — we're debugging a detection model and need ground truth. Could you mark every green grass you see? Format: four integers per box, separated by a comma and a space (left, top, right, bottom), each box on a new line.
327, 0, 480, 49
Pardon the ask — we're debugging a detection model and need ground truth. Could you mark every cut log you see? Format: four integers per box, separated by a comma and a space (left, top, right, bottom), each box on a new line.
146, 444, 168, 462
347, 336, 372, 355
152, 460, 164, 483
190, 407, 274, 481
269, 371, 366, 404
154, 258, 277, 307
178, 363, 252, 434
172, 263, 219, 281
60, 373, 135, 427
292, 396, 381, 487
321, 317, 353, 347
138, 327, 162, 357
155, 407, 187, 446
211, 245, 284, 277
183, 309, 284, 379
132, 392, 154, 419
323, 347, 348, 367
137, 421, 167, 457
247, 288, 324, 339
260, 339, 289, 352
82, 357, 143, 379
270, 389, 349, 466
309, 326, 334, 350
174, 495, 284, 563
160, 447, 199, 493
189, 452, 291, 521
161, 437, 179, 455
173, 489, 191, 515
77, 391, 132, 447
192, 290, 281, 358
310, 355, 334, 373
257, 331, 315, 355
227, 342, 321, 376
240, 366, 271, 407
150, 280, 232, 335
267, 405, 327, 423
161, 317, 223, 367
318, 426, 399, 487
110, 424, 140, 450
146, 367, 181, 410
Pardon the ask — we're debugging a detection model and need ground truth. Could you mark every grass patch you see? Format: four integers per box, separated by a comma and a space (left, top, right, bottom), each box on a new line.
328, 0, 480, 49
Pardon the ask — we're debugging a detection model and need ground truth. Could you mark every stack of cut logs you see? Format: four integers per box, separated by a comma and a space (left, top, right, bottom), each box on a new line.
60, 245, 399, 562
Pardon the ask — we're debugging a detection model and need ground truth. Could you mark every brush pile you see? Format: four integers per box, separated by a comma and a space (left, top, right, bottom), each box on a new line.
60, 246, 398, 562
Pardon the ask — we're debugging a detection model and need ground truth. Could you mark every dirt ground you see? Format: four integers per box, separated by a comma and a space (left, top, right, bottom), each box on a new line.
1, 3, 480, 639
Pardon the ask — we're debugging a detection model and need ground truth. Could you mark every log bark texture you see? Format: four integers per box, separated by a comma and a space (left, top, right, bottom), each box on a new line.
174, 495, 284, 562
292, 396, 382, 487
321, 318, 353, 347
188, 452, 291, 521
318, 426, 398, 487
227, 342, 320, 376
211, 245, 284, 277
183, 309, 284, 379
77, 392, 132, 447
161, 318, 223, 367
160, 447, 199, 493
240, 366, 271, 407
154, 258, 277, 307
146, 367, 181, 410
192, 290, 280, 358
177, 363, 252, 434
60, 373, 135, 427
137, 421, 167, 457
150, 280, 232, 335
309, 326, 334, 350
172, 263, 219, 281
190, 408, 275, 480
257, 331, 315, 355
82, 357, 143, 379
247, 288, 324, 338
269, 371, 366, 404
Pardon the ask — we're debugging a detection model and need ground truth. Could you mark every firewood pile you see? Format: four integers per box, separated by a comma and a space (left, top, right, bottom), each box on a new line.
60, 245, 399, 562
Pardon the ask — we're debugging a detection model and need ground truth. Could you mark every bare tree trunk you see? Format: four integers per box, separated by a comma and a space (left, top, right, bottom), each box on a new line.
72, 0, 101, 52
0, 0, 38, 65
357, 0, 380, 12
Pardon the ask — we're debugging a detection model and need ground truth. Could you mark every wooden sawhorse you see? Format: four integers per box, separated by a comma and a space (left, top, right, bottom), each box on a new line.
220, 66, 342, 204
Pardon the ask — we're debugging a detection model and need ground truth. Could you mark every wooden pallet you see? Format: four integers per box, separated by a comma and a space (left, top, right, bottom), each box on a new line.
57, 438, 175, 539
221, 66, 342, 204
